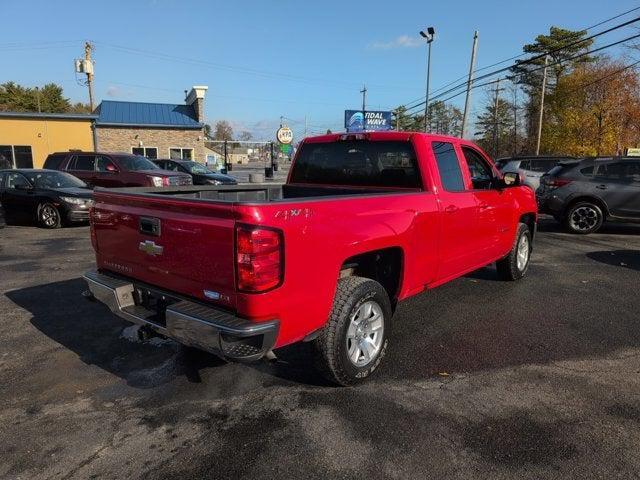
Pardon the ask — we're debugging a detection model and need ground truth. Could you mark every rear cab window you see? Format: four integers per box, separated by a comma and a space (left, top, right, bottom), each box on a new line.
290, 140, 422, 189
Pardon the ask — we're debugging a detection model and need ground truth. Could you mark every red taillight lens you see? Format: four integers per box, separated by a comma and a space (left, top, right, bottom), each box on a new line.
162, 177, 170, 187
236, 225, 283, 292
547, 178, 572, 188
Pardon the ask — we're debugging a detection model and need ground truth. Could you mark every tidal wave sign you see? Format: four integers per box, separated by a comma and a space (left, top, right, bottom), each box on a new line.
345, 110, 392, 132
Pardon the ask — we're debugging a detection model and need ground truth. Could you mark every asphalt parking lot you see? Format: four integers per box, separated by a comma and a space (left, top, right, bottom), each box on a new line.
1, 219, 640, 479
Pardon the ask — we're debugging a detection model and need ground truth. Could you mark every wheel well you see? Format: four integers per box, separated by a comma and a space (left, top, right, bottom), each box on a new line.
564, 196, 608, 219
340, 248, 403, 305
519, 213, 536, 239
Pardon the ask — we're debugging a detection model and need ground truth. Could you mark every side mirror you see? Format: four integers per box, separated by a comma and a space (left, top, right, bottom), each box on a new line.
501, 172, 522, 187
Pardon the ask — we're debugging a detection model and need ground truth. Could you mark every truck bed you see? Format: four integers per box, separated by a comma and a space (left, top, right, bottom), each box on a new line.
93, 183, 418, 204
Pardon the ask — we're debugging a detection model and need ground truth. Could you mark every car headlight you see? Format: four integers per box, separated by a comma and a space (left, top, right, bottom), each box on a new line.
149, 176, 164, 187
207, 179, 222, 185
61, 196, 91, 205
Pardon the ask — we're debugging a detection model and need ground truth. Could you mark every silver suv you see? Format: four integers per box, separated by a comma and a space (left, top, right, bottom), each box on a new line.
496, 156, 574, 191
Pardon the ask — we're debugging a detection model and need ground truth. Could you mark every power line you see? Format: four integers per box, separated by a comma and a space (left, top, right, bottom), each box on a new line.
402, 30, 640, 116
398, 9, 640, 110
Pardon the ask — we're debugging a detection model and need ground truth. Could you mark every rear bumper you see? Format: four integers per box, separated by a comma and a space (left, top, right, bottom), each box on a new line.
83, 270, 279, 361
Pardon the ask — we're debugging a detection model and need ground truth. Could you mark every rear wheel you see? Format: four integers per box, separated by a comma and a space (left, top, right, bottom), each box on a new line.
38, 203, 61, 229
313, 276, 391, 386
496, 222, 532, 281
564, 201, 603, 234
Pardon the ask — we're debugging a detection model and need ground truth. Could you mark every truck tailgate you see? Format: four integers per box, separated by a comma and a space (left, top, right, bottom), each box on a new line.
91, 191, 238, 309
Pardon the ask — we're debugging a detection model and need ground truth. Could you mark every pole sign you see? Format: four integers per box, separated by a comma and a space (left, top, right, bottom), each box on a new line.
276, 126, 293, 144
344, 110, 392, 132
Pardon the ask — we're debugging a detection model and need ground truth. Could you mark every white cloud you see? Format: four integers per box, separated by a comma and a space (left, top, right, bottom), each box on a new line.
106, 86, 123, 98
368, 35, 423, 50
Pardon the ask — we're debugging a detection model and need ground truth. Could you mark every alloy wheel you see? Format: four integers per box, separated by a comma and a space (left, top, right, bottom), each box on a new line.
41, 205, 59, 227
570, 206, 598, 232
345, 300, 384, 367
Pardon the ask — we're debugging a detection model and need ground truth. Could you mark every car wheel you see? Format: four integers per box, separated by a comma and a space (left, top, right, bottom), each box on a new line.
496, 222, 532, 281
564, 201, 603, 234
313, 276, 391, 386
38, 203, 61, 229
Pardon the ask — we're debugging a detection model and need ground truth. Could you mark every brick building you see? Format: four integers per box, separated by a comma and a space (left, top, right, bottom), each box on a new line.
94, 86, 208, 162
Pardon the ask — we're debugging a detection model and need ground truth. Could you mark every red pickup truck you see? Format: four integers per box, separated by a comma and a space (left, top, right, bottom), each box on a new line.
84, 132, 537, 385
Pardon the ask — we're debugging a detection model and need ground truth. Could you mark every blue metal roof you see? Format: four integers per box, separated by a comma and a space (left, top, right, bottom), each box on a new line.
95, 100, 202, 128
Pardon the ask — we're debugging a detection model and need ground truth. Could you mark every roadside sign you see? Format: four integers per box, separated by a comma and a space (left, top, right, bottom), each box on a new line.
280, 144, 292, 154
277, 126, 293, 144
625, 147, 640, 157
345, 110, 392, 132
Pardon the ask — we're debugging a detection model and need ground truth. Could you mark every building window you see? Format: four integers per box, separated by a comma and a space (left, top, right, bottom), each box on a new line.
169, 148, 194, 160
131, 147, 158, 159
0, 145, 33, 169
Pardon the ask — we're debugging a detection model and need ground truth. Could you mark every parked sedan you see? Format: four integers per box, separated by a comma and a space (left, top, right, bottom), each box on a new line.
496, 156, 575, 191
152, 159, 237, 185
0, 169, 93, 228
537, 157, 640, 234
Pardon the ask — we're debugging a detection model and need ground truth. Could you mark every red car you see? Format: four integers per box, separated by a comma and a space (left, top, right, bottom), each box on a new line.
84, 132, 537, 385
43, 152, 192, 188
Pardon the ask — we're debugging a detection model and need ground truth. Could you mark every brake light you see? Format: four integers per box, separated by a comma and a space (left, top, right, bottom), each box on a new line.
236, 225, 283, 292
162, 177, 170, 187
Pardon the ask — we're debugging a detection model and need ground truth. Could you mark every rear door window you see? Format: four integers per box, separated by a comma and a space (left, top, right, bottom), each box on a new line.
595, 161, 640, 181
69, 155, 96, 171
432, 142, 465, 192
530, 159, 556, 173
290, 140, 422, 188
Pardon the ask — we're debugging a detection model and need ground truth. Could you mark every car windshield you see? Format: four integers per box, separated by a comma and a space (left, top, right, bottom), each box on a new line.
25, 171, 87, 189
115, 155, 159, 171
181, 161, 212, 174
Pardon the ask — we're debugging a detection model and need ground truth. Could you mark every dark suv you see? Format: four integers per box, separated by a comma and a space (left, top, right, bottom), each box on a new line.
537, 157, 640, 234
43, 152, 192, 188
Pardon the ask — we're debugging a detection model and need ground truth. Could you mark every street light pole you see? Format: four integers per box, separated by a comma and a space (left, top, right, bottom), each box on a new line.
420, 27, 435, 133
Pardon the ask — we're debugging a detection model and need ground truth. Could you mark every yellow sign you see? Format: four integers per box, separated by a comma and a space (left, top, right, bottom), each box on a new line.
625, 148, 640, 157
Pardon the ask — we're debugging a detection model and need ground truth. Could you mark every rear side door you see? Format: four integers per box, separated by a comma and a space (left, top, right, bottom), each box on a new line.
430, 141, 480, 280
594, 161, 640, 218
459, 145, 514, 260
66, 154, 97, 186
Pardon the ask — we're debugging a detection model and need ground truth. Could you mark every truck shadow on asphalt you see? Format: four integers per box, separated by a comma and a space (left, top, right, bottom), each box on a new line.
5, 278, 228, 389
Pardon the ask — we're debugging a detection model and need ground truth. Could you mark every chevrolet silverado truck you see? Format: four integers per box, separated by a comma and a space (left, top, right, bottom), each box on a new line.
84, 132, 537, 385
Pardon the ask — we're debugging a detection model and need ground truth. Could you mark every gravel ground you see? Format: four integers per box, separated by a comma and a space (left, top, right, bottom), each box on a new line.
1, 218, 640, 479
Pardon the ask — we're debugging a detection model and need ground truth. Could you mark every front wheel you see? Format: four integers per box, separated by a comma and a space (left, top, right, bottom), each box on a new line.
313, 276, 392, 386
38, 203, 61, 229
496, 222, 532, 281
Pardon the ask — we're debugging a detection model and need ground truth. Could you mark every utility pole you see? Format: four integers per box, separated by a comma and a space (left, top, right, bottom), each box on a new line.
360, 85, 367, 113
492, 78, 504, 158
84, 42, 95, 111
394, 108, 402, 131
461, 31, 479, 139
535, 55, 549, 156
512, 80, 518, 156
35, 87, 41, 113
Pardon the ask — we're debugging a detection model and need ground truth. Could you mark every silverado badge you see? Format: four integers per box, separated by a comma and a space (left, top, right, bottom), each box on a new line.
139, 240, 163, 256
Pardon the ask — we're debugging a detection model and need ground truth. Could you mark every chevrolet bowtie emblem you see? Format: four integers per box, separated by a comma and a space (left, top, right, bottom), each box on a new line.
139, 240, 163, 256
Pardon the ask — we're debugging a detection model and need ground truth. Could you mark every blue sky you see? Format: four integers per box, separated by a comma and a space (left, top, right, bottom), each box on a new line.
2, 0, 639, 139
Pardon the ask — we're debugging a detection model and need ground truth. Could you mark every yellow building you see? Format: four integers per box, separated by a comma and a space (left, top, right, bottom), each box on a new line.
0, 112, 97, 168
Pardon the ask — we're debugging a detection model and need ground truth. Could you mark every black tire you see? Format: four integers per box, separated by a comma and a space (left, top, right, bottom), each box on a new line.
496, 222, 532, 281
564, 201, 604, 234
37, 203, 61, 229
313, 276, 392, 386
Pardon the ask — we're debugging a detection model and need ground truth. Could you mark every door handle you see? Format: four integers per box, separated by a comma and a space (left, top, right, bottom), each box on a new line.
444, 205, 459, 213
596, 184, 607, 190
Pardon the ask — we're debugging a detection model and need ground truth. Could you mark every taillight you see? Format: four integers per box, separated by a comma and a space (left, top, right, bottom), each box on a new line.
162, 177, 170, 187
236, 225, 283, 292
546, 178, 572, 189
